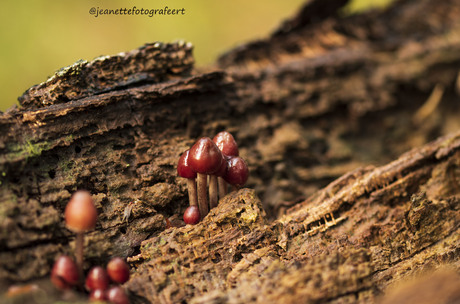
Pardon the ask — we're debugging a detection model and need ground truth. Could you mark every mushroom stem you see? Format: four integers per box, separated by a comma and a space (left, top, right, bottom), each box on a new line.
75, 232, 84, 280
196, 173, 209, 219
209, 175, 218, 208
218, 177, 227, 198
186, 178, 198, 207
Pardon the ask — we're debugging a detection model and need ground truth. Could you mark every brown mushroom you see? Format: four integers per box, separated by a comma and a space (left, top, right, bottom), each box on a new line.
64, 190, 97, 277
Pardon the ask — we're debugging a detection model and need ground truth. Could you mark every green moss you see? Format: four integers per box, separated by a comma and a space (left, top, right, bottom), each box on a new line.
6, 139, 51, 162
57, 159, 77, 182
54, 59, 86, 78
60, 159, 75, 172
24, 140, 48, 157
159, 237, 167, 246
63, 134, 74, 145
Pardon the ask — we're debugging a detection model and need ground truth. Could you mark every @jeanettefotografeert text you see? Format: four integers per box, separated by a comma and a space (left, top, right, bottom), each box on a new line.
89, 6, 186, 18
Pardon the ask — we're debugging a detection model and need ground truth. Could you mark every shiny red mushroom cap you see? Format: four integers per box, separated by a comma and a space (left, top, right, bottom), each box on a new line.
107, 257, 130, 284
50, 255, 79, 290
188, 137, 223, 174
183, 205, 200, 225
223, 156, 249, 187
90, 289, 108, 302
85, 266, 110, 291
213, 131, 239, 156
107, 286, 130, 304
177, 149, 197, 179
65, 190, 97, 233
214, 154, 228, 177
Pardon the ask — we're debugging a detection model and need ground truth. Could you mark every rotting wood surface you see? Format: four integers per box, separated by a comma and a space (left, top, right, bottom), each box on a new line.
127, 131, 460, 303
0, 0, 460, 303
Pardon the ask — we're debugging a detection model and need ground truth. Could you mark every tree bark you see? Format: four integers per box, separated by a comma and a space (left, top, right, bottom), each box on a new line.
0, 0, 459, 303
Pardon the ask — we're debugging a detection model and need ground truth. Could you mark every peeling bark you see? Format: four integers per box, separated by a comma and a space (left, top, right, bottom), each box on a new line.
0, 0, 460, 303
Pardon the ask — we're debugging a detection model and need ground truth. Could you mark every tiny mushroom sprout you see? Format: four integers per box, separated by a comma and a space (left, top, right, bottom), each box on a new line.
85, 266, 110, 292
183, 205, 201, 225
89, 289, 108, 302
107, 257, 130, 284
107, 286, 130, 304
177, 149, 201, 224
51, 255, 79, 290
213, 131, 239, 157
213, 131, 239, 198
224, 156, 249, 190
64, 190, 98, 277
188, 137, 223, 219
52, 189, 131, 302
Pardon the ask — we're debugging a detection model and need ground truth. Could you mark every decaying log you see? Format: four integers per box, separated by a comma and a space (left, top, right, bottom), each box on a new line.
18, 42, 194, 109
0, 0, 459, 303
127, 131, 460, 303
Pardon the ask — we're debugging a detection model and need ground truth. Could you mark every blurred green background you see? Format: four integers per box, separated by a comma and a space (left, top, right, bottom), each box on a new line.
0, 0, 391, 111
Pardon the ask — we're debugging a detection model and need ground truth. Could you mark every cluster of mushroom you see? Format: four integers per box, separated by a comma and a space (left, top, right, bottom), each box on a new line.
51, 190, 130, 304
177, 131, 249, 224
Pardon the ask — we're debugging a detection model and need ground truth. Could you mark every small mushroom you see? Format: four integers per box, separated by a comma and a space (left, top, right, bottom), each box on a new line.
183, 205, 201, 225
85, 266, 109, 292
213, 131, 239, 156
107, 286, 130, 304
64, 190, 98, 278
51, 255, 79, 290
90, 289, 108, 302
107, 257, 130, 284
177, 149, 198, 208
223, 156, 249, 190
213, 131, 239, 198
188, 137, 223, 219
